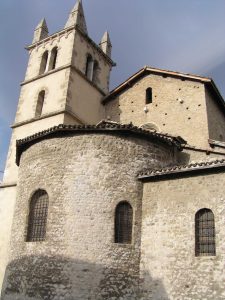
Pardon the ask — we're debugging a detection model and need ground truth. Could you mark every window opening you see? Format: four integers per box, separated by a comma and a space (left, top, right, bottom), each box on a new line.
35, 90, 45, 117
39, 51, 48, 75
27, 190, 49, 242
115, 201, 133, 244
85, 55, 94, 81
195, 208, 216, 256
146, 87, 152, 104
49, 47, 58, 71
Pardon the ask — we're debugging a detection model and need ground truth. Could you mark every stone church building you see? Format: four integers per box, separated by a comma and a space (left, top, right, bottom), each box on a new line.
0, 1, 225, 299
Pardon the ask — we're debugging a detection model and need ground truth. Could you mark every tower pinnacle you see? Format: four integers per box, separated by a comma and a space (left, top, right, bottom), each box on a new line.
99, 31, 112, 58
65, 0, 88, 34
32, 18, 49, 44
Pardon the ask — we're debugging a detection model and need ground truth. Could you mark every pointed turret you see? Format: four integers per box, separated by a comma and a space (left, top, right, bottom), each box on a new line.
99, 31, 112, 58
32, 19, 49, 44
65, 0, 88, 34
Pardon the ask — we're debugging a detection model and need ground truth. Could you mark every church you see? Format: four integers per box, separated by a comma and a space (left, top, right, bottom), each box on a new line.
0, 1, 225, 299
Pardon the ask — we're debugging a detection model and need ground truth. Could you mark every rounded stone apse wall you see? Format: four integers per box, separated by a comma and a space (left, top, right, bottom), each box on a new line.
2, 132, 177, 300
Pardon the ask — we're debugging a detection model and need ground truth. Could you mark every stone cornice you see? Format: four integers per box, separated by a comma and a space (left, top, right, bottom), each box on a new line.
20, 64, 106, 96
21, 64, 71, 86
25, 25, 116, 67
11, 108, 84, 129
25, 26, 74, 50
0, 182, 17, 188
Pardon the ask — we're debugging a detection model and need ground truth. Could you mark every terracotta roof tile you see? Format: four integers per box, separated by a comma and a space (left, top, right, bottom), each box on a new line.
16, 121, 186, 166
138, 158, 225, 180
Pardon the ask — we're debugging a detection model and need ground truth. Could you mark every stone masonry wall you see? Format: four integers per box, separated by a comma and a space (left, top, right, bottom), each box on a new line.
105, 74, 210, 148
140, 171, 225, 300
1, 133, 177, 300
205, 88, 225, 142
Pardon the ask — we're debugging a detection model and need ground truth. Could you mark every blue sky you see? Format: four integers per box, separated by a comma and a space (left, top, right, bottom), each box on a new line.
0, 0, 225, 178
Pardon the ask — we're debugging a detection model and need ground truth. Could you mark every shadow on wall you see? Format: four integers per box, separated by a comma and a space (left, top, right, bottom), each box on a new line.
1, 255, 169, 300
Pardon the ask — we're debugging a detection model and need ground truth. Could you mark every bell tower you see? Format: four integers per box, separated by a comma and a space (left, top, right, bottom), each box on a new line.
2, 0, 115, 184
0, 0, 115, 291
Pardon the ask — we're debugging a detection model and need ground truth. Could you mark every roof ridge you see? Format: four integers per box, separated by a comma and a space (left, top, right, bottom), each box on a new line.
145, 66, 211, 81
138, 158, 225, 178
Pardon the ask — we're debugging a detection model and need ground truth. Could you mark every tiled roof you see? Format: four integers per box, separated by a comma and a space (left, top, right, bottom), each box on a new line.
102, 66, 225, 110
16, 121, 186, 166
138, 159, 225, 181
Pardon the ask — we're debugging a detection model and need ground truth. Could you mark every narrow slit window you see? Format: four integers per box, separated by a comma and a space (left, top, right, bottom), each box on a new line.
115, 201, 133, 244
35, 90, 45, 117
49, 47, 58, 71
27, 189, 49, 242
195, 208, 216, 256
39, 51, 48, 75
146, 87, 152, 104
85, 55, 94, 81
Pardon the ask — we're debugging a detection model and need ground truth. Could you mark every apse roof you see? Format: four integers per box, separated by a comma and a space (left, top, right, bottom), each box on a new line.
16, 121, 186, 165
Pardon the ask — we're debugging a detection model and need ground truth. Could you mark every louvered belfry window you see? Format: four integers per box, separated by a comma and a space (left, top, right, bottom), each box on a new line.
27, 190, 49, 242
195, 208, 216, 256
115, 201, 133, 244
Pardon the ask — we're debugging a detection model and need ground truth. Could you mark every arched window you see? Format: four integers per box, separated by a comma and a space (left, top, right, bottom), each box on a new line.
39, 51, 48, 75
146, 87, 152, 104
195, 208, 216, 256
35, 90, 45, 117
27, 189, 49, 242
115, 201, 133, 244
92, 60, 99, 84
85, 55, 94, 81
48, 47, 58, 71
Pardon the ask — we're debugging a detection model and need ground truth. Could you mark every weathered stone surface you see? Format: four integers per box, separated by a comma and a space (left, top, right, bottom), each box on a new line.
140, 171, 225, 300
1, 133, 176, 299
1, 2, 225, 299
0, 8, 113, 289
105, 73, 225, 149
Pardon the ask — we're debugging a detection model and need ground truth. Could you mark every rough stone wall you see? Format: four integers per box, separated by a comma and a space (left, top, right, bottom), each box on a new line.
1, 133, 176, 300
140, 171, 225, 300
105, 74, 210, 148
0, 25, 112, 298
205, 87, 225, 142
0, 116, 65, 297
